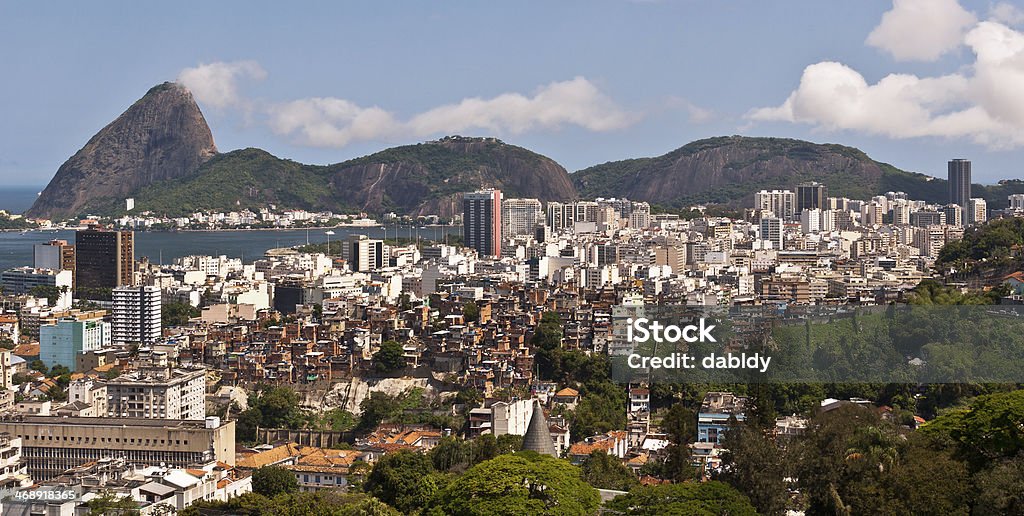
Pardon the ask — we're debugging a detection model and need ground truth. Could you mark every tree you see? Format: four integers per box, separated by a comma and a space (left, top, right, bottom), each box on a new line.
429, 452, 600, 516
29, 285, 62, 306
236, 385, 307, 442
373, 340, 406, 373
605, 481, 757, 516
252, 465, 299, 497
919, 389, 1024, 470
162, 301, 200, 327
181, 492, 401, 516
364, 450, 437, 513
580, 450, 638, 490
717, 422, 788, 515
974, 452, 1024, 515
462, 301, 480, 323
85, 490, 140, 515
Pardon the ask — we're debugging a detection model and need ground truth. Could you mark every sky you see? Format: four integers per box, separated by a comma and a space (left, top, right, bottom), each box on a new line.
2, 0, 1024, 187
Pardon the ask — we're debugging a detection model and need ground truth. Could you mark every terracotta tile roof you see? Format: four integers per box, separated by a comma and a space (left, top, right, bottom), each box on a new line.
12, 343, 39, 357
236, 443, 301, 469
554, 387, 579, 397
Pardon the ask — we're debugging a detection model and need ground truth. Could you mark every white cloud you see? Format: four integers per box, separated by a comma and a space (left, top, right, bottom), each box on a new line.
177, 61, 266, 109
406, 77, 635, 136
749, 7, 1024, 149
990, 2, 1024, 25
265, 77, 637, 147
866, 0, 976, 61
179, 61, 639, 147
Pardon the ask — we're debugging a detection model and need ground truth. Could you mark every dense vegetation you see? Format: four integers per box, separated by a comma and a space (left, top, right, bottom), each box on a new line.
573, 136, 1024, 208
937, 217, 1024, 270
120, 137, 572, 217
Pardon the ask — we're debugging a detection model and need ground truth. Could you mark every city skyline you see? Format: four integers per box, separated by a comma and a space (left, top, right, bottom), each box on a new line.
3, 0, 1024, 186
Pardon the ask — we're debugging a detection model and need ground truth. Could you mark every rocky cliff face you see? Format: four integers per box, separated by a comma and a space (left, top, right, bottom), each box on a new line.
27, 82, 217, 219
572, 136, 943, 206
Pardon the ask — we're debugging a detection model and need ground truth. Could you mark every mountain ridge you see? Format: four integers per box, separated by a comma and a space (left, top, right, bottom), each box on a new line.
26, 83, 1024, 219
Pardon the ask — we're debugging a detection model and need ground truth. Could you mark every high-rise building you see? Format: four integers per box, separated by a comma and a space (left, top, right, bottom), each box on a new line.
33, 239, 75, 277
501, 198, 543, 239
112, 285, 162, 346
754, 190, 796, 220
75, 227, 135, 289
1009, 194, 1024, 211
796, 182, 828, 214
39, 312, 111, 370
948, 159, 972, 209
942, 204, 964, 227
800, 209, 821, 234
910, 210, 945, 228
759, 218, 783, 250
463, 189, 502, 257
967, 198, 987, 225
346, 235, 384, 272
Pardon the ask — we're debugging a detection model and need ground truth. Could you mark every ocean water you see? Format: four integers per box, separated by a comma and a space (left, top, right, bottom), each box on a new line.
0, 187, 42, 214
0, 225, 459, 271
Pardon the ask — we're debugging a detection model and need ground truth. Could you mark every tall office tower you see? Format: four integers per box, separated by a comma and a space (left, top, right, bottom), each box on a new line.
501, 198, 543, 239
754, 190, 796, 220
759, 218, 783, 250
112, 285, 162, 346
1009, 194, 1024, 211
796, 182, 828, 214
75, 227, 135, 289
967, 198, 988, 225
33, 239, 76, 275
948, 159, 971, 209
463, 189, 502, 257
346, 234, 384, 272
942, 204, 964, 227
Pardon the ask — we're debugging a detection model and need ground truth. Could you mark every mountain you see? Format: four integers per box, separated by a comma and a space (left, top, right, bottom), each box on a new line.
26, 82, 217, 219
128, 136, 576, 217
572, 136, 1022, 209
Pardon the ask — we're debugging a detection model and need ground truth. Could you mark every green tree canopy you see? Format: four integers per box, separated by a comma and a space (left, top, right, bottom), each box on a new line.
605, 481, 757, 516
364, 449, 438, 514
580, 450, 638, 491
428, 452, 600, 516
252, 465, 299, 497
373, 340, 406, 373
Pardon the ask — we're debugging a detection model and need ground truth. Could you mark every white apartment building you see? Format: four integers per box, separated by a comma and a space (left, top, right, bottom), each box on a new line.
755, 190, 796, 220
104, 353, 205, 420
501, 198, 543, 239
112, 285, 162, 346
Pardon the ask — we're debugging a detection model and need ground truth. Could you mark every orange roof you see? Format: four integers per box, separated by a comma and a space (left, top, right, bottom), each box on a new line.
12, 343, 39, 357
0, 315, 18, 324
1003, 271, 1024, 282
236, 443, 301, 469
569, 440, 615, 456
554, 388, 579, 397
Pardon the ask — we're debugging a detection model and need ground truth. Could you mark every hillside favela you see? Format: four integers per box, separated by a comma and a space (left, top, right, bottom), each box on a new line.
3, 2, 1024, 515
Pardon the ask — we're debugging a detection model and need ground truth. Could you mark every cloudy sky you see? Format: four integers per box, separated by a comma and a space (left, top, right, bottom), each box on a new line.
2, 0, 1024, 186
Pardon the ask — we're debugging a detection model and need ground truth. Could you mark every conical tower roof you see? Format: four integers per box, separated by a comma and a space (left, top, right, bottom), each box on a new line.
522, 400, 557, 457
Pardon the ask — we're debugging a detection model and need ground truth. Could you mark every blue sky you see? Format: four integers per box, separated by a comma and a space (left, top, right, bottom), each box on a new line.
2, 0, 1024, 187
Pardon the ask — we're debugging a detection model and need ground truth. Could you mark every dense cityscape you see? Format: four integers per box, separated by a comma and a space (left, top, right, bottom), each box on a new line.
0, 157, 1021, 514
